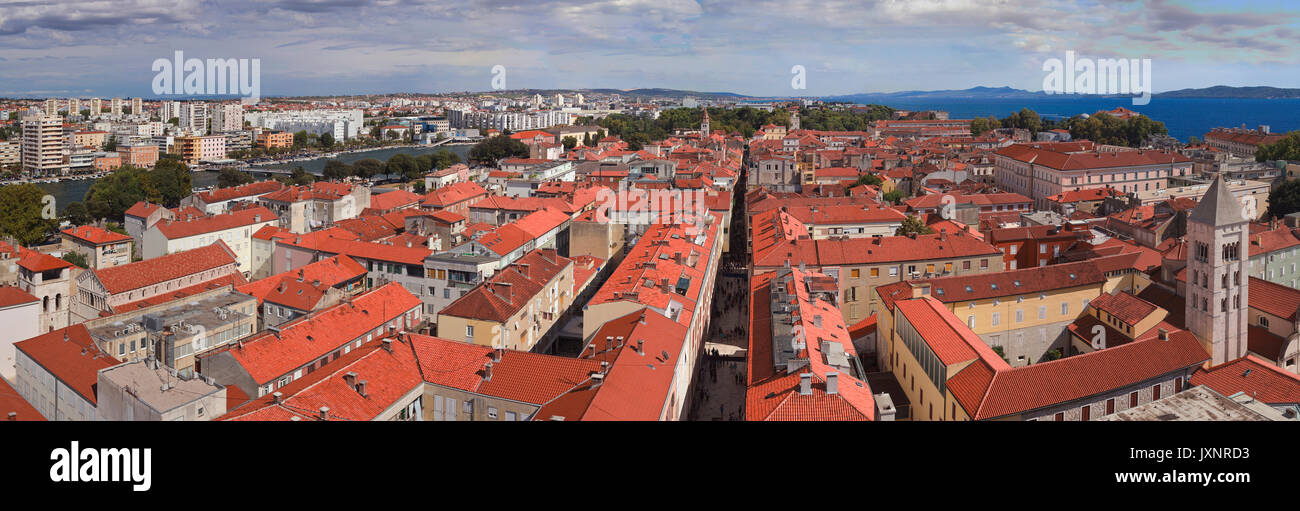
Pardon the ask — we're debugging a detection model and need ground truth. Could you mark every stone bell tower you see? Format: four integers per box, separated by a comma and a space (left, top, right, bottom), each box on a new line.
1184, 175, 1249, 365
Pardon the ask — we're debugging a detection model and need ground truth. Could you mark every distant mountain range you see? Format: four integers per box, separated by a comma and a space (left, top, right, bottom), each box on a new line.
822, 85, 1300, 102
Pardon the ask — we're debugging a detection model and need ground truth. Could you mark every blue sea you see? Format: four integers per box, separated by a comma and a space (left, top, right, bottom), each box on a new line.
859, 97, 1300, 142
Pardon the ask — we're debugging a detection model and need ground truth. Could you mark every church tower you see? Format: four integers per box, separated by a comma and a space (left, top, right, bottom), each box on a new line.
1185, 175, 1250, 365
791, 111, 800, 131
700, 107, 710, 137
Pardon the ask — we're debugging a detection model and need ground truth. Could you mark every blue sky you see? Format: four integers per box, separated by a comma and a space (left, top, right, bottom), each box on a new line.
0, 0, 1296, 98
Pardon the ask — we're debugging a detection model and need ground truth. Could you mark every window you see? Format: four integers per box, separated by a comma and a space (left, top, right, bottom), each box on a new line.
1152, 384, 1161, 400
466, 325, 475, 337
487, 407, 499, 420
870, 268, 879, 278
505, 411, 518, 421
1081, 406, 1090, 421
1259, 316, 1269, 327
967, 315, 976, 328
1010, 245, 1018, 255
991, 312, 1000, 326
889, 267, 898, 277
851, 269, 860, 278
1015, 310, 1024, 323
1175, 378, 1183, 392
1106, 398, 1115, 415
1038, 306, 1046, 319
980, 259, 989, 269
1129, 391, 1138, 407
963, 260, 971, 270
1054, 412, 1064, 421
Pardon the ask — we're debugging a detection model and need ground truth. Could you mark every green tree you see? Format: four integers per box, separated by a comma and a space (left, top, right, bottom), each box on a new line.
104, 138, 118, 152
149, 159, 193, 206
412, 181, 427, 194
63, 201, 92, 225
562, 136, 578, 151
883, 190, 905, 204
0, 183, 59, 245
353, 158, 383, 179
894, 215, 934, 236
60, 251, 88, 269
1257, 131, 1300, 162
84, 166, 159, 220
275, 167, 315, 186
167, 117, 179, 125
970, 115, 1000, 136
386, 153, 421, 180
854, 174, 883, 187
432, 149, 460, 170
469, 135, 529, 164
218, 168, 255, 188
1266, 178, 1300, 219
320, 132, 335, 149
1187, 135, 1203, 146
322, 160, 352, 181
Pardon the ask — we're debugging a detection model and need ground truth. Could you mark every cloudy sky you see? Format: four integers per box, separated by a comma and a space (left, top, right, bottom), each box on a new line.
0, 0, 1296, 98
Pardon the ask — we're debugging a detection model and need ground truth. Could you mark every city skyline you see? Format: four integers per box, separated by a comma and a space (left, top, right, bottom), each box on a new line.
1, 0, 1298, 98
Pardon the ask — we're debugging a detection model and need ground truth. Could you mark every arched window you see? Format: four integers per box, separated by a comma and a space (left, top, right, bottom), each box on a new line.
54, 294, 61, 310
42, 296, 49, 312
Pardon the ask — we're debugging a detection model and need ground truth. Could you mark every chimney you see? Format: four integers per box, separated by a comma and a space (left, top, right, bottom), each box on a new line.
826, 372, 839, 395
939, 228, 947, 241
344, 371, 357, 386
319, 406, 330, 420
483, 361, 493, 381
600, 360, 610, 374
1158, 328, 1168, 341
636, 339, 644, 353
799, 373, 812, 395
493, 347, 504, 362
381, 338, 393, 353
6, 412, 14, 421
356, 380, 367, 396
272, 391, 283, 404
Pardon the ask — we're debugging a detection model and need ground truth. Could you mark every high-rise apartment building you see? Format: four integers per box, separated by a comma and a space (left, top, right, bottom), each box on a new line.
21, 115, 68, 176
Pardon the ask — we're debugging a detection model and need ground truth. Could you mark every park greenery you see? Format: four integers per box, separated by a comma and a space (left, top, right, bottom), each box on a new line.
1256, 131, 1300, 162
71, 159, 193, 223
469, 135, 529, 164
1266, 178, 1300, 220
970, 108, 1167, 148
0, 183, 60, 245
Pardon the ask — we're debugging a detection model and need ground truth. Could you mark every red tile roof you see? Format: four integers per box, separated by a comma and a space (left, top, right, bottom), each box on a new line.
216, 283, 422, 385
410, 334, 601, 405
14, 325, 120, 405
0, 241, 74, 273
1191, 355, 1300, 406
440, 249, 571, 323
237, 255, 366, 309
958, 331, 1208, 419
0, 377, 44, 420
0, 285, 38, 309
367, 189, 422, 212
195, 180, 284, 204
92, 241, 238, 295
995, 143, 1191, 170
422, 181, 487, 208
62, 225, 132, 245
577, 310, 688, 420
282, 234, 432, 265
1248, 277, 1300, 321
110, 273, 248, 314
220, 337, 423, 421
153, 207, 277, 239
124, 201, 165, 219
1089, 291, 1160, 326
